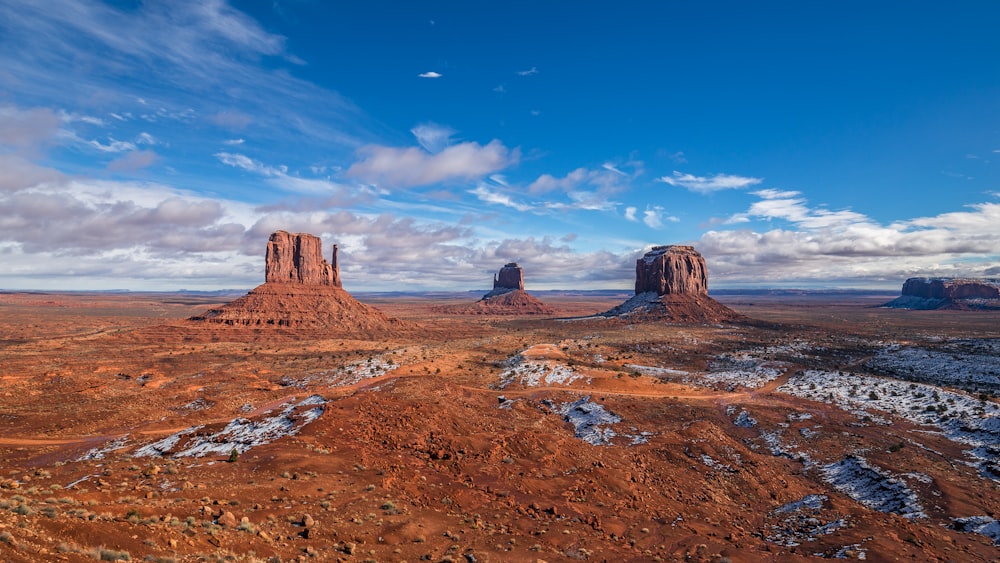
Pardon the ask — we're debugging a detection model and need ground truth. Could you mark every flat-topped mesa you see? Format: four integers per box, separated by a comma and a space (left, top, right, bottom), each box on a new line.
901, 278, 1000, 300
884, 277, 1000, 310
635, 245, 708, 296
493, 262, 525, 292
265, 231, 341, 288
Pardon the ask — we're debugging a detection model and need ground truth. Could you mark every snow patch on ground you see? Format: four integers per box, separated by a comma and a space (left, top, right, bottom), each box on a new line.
312, 355, 399, 387
624, 364, 690, 377
545, 397, 648, 446
866, 340, 1000, 394
701, 353, 787, 389
727, 406, 757, 428
134, 395, 326, 458
952, 516, 1000, 545
820, 456, 926, 518
498, 353, 587, 389
78, 436, 130, 461
768, 494, 846, 547
778, 370, 1000, 479
599, 291, 661, 317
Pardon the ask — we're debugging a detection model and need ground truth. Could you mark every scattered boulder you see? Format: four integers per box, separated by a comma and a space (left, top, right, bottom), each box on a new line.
883, 278, 1000, 310
601, 245, 741, 323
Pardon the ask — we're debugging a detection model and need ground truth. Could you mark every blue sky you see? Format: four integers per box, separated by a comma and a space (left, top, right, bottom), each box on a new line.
1, 1, 998, 291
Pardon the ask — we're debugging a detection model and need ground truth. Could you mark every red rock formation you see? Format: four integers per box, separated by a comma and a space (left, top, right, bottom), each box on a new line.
438, 263, 554, 315
265, 231, 341, 287
901, 278, 1000, 300
190, 231, 409, 333
885, 278, 1000, 310
635, 245, 707, 296
494, 263, 525, 292
602, 245, 741, 323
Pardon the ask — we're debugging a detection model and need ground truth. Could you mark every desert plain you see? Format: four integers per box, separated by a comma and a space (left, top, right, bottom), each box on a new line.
1, 289, 999, 562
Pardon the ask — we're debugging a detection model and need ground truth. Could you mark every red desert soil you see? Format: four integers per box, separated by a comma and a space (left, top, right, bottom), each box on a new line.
0, 290, 999, 562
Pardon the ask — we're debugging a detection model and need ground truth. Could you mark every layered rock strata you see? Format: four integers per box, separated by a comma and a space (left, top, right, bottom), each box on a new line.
883, 278, 1000, 310
602, 245, 741, 322
442, 262, 554, 315
265, 231, 340, 287
190, 231, 403, 332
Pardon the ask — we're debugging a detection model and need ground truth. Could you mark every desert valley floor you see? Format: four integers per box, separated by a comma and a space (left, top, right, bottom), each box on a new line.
1, 290, 999, 562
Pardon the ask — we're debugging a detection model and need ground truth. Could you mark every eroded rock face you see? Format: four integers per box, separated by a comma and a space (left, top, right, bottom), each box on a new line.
884, 278, 1000, 310
635, 245, 708, 296
494, 263, 525, 292
265, 231, 341, 288
901, 278, 1000, 300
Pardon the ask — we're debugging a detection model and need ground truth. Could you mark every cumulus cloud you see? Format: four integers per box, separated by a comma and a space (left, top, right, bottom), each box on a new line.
642, 206, 678, 229
624, 206, 637, 221
346, 140, 518, 189
419, 71, 442, 78
658, 170, 763, 193
410, 122, 455, 153
699, 191, 1000, 285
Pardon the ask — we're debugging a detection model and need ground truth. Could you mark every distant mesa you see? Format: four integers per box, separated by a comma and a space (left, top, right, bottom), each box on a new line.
190, 231, 405, 333
443, 262, 555, 315
600, 245, 742, 322
883, 277, 1000, 310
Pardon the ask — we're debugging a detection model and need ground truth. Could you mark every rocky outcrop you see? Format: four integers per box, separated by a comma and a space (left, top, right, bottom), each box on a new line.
884, 278, 1000, 310
265, 231, 340, 287
601, 245, 741, 323
439, 263, 554, 315
493, 263, 525, 293
635, 245, 707, 295
190, 231, 408, 334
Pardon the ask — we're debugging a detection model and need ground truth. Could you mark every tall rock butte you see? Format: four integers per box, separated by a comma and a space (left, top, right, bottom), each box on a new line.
883, 277, 1000, 310
190, 231, 406, 334
493, 262, 525, 292
439, 262, 554, 315
265, 231, 341, 287
601, 245, 741, 322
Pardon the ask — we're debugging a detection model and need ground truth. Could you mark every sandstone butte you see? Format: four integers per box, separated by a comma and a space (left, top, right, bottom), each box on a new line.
445, 262, 555, 315
883, 277, 1000, 310
189, 231, 405, 333
601, 245, 742, 322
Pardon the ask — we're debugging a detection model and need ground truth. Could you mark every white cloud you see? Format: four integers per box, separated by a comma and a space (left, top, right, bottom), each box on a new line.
223, 138, 245, 145
216, 152, 359, 196
136, 132, 157, 145
346, 140, 518, 189
469, 185, 532, 212
517, 67, 538, 76
419, 71, 442, 78
658, 170, 763, 193
641, 206, 677, 229
699, 191, 1000, 285
410, 122, 455, 153
624, 206, 637, 221
88, 137, 138, 153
